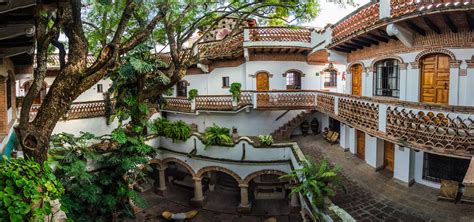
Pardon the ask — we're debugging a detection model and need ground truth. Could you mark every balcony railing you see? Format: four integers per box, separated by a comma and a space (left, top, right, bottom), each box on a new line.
248, 27, 311, 43
390, 0, 474, 17
162, 91, 474, 157
331, 2, 380, 41
29, 100, 110, 121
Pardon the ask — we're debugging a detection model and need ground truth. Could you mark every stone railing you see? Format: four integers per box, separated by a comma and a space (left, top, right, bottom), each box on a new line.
390, 0, 474, 17
248, 27, 312, 43
195, 95, 233, 111
253, 90, 316, 109
331, 2, 380, 41
162, 93, 253, 113
29, 100, 110, 120
163, 97, 192, 113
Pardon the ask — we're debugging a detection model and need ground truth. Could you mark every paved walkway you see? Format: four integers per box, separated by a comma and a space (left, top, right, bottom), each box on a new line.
295, 135, 474, 222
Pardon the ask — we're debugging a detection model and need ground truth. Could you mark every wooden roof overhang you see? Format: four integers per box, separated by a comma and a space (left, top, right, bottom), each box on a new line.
0, 0, 36, 66
328, 2, 474, 53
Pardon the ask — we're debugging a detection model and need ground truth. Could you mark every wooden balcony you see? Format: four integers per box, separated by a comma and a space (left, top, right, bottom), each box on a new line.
163, 90, 474, 158
29, 100, 111, 121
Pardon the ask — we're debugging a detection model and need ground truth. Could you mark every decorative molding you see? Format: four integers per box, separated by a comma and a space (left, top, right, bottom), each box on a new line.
459, 69, 467, 76
410, 62, 419, 69
369, 55, 404, 68
466, 56, 474, 68
450, 60, 462, 69
365, 67, 373, 73
248, 74, 255, 78
414, 48, 456, 63
282, 69, 304, 78
399, 63, 408, 70
347, 61, 365, 74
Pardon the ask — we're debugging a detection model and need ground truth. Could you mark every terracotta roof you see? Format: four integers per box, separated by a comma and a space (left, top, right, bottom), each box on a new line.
46, 54, 96, 68
331, 2, 380, 42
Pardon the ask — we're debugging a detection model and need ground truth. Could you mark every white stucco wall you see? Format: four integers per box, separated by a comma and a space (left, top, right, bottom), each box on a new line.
393, 145, 415, 185
52, 117, 121, 136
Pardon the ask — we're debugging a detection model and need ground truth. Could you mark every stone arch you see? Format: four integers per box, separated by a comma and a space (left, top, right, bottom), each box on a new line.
242, 169, 288, 185
252, 70, 272, 78
195, 166, 242, 184
346, 61, 365, 74
162, 157, 196, 176
370, 55, 404, 69
148, 159, 165, 169
414, 49, 456, 63
282, 69, 305, 77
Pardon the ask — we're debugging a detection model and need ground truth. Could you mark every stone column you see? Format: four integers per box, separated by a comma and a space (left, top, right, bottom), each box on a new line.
237, 184, 251, 213
190, 177, 204, 207
290, 191, 300, 212
158, 167, 167, 191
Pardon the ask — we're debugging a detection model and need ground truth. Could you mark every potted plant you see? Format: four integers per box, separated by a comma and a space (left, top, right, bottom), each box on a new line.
203, 124, 233, 147
188, 89, 198, 101
257, 135, 274, 146
229, 82, 242, 107
300, 120, 310, 136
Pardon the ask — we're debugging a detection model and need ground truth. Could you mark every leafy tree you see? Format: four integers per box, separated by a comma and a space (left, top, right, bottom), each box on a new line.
281, 157, 342, 220
0, 157, 64, 221
18, 0, 328, 163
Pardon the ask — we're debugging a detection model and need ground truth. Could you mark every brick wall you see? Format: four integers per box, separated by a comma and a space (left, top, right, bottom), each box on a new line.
347, 30, 474, 62
0, 76, 8, 135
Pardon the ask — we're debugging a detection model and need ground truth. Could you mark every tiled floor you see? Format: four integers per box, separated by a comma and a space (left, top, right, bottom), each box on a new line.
295, 135, 474, 222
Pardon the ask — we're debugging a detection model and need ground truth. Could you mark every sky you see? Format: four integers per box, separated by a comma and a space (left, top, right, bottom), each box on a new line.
304, 0, 371, 28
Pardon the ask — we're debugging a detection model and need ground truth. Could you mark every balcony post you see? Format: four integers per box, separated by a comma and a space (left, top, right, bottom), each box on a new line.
334, 96, 339, 115
190, 176, 205, 207
252, 92, 258, 109
378, 103, 387, 133
243, 28, 250, 41
237, 184, 251, 213
379, 0, 390, 19
191, 98, 196, 112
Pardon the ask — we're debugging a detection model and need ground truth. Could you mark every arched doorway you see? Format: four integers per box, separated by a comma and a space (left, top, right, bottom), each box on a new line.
196, 167, 241, 213
420, 54, 450, 104
351, 64, 362, 96
256, 72, 269, 91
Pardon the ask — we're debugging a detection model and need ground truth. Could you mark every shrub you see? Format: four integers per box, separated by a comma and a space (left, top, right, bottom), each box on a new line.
229, 82, 242, 102
258, 135, 274, 145
203, 124, 233, 147
0, 157, 64, 221
188, 89, 198, 101
150, 118, 170, 136
163, 120, 191, 142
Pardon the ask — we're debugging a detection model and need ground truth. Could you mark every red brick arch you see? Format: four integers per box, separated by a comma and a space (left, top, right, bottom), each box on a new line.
370, 55, 404, 69
242, 169, 288, 185
414, 49, 456, 63
162, 157, 196, 176
195, 166, 242, 184
346, 61, 365, 74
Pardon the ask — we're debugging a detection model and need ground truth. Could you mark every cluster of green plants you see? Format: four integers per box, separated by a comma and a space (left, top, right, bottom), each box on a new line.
188, 89, 198, 101
229, 82, 242, 102
257, 135, 274, 145
281, 157, 342, 220
150, 118, 191, 142
203, 124, 233, 147
0, 157, 64, 221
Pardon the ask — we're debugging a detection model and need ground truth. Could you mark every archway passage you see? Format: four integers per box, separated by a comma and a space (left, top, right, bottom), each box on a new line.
246, 171, 293, 215
420, 54, 450, 105
351, 64, 362, 96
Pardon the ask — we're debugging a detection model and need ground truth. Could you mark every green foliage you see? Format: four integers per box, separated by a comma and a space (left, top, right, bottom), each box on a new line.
257, 135, 274, 146
163, 120, 192, 142
203, 124, 233, 147
281, 157, 342, 220
229, 82, 242, 102
50, 131, 156, 221
0, 157, 64, 221
150, 118, 170, 136
188, 89, 198, 101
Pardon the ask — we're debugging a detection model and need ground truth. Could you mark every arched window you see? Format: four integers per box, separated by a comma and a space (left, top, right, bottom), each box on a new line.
285, 71, 301, 90
374, 59, 399, 97
324, 70, 337, 87
177, 80, 187, 97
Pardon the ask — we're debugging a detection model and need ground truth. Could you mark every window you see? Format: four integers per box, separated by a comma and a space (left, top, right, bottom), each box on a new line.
6, 76, 12, 109
286, 71, 301, 90
423, 153, 470, 183
177, 81, 187, 97
97, 84, 103, 93
374, 59, 399, 97
222, 76, 230, 88
324, 70, 337, 87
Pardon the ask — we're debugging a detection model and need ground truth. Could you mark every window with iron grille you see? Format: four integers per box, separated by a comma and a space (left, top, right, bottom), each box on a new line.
423, 152, 470, 183
286, 71, 301, 90
374, 59, 400, 97
324, 70, 337, 87
222, 76, 230, 88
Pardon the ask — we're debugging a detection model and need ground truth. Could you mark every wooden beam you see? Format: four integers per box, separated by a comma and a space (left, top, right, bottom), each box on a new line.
0, 46, 33, 58
337, 45, 356, 51
333, 47, 350, 53
406, 21, 426, 36
343, 42, 363, 49
0, 23, 34, 41
377, 29, 398, 40
0, 0, 35, 14
423, 17, 441, 34
358, 36, 379, 45
367, 33, 388, 43
466, 12, 474, 31
443, 14, 458, 33
351, 39, 371, 47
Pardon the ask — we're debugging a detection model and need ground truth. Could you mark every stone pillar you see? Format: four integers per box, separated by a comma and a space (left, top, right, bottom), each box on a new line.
393, 145, 415, 186
190, 177, 205, 207
290, 191, 300, 212
237, 184, 251, 213
158, 167, 167, 191
449, 61, 461, 106
348, 127, 356, 155
407, 62, 420, 102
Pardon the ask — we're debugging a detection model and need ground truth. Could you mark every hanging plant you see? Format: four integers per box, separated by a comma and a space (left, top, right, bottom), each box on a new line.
229, 82, 242, 102
188, 89, 198, 101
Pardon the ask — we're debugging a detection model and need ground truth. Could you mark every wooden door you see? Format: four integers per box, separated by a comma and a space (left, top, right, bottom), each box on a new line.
351, 64, 362, 96
420, 54, 450, 104
256, 72, 269, 91
356, 130, 365, 159
384, 141, 395, 172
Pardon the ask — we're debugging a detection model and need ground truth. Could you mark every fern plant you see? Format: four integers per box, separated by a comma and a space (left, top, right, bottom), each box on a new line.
163, 120, 191, 142
203, 124, 233, 147
188, 89, 198, 101
281, 157, 342, 220
257, 135, 274, 145
150, 118, 170, 136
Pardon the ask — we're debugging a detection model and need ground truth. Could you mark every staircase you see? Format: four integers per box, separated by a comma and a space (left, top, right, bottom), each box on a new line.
271, 110, 314, 141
